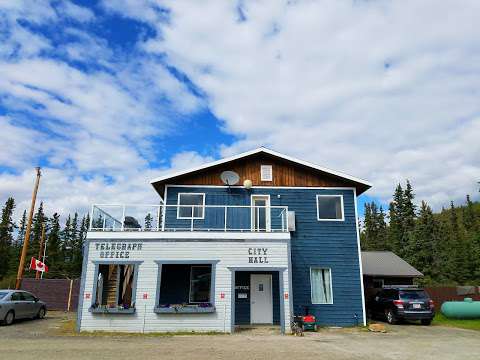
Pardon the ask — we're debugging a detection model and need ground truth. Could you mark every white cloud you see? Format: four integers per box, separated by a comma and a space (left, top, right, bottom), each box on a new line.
0, 0, 206, 220
114, 0, 480, 208
56, 0, 95, 23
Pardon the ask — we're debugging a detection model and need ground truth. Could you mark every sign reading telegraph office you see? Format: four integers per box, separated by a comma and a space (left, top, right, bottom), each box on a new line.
95, 242, 143, 259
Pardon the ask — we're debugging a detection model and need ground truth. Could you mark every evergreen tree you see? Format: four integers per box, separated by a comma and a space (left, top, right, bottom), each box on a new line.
145, 213, 153, 230
46, 213, 62, 278
16, 209, 27, 247
0, 198, 16, 279
362, 202, 388, 251
448, 201, 471, 284
28, 202, 45, 263
62, 215, 72, 265
388, 184, 404, 255
377, 206, 388, 249
411, 201, 436, 282
402, 180, 417, 262
463, 195, 477, 231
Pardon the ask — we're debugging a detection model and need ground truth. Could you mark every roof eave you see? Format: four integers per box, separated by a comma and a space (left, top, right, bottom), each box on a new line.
150, 147, 372, 192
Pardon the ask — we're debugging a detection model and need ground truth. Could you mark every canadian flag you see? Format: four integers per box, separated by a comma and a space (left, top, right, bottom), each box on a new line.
30, 257, 48, 273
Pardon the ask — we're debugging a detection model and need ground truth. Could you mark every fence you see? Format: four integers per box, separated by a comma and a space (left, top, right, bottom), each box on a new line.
20, 278, 80, 311
425, 286, 480, 306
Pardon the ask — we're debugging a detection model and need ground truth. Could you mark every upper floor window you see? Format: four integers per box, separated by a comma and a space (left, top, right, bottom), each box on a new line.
260, 165, 273, 181
177, 193, 205, 219
316, 195, 344, 221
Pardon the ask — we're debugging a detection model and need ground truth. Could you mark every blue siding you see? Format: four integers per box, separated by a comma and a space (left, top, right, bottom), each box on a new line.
165, 186, 364, 326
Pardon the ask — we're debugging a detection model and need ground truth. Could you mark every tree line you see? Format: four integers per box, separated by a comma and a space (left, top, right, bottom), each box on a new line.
361, 180, 480, 285
0, 197, 88, 288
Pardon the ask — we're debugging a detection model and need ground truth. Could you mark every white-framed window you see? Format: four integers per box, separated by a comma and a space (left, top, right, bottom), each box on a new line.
189, 265, 212, 303
316, 195, 344, 221
177, 193, 205, 219
310, 268, 333, 304
92, 263, 139, 310
260, 165, 273, 181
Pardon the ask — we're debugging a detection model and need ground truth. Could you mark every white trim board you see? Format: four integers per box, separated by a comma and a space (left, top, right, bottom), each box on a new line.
353, 188, 367, 326
150, 147, 372, 188
165, 184, 357, 190
86, 231, 291, 241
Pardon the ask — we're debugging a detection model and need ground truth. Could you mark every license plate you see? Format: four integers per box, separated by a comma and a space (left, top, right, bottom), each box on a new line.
413, 303, 421, 309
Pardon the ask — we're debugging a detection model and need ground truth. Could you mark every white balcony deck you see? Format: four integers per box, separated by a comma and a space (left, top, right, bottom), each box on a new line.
89, 204, 290, 233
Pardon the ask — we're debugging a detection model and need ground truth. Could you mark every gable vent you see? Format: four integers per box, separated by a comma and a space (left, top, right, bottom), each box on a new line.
260, 165, 273, 181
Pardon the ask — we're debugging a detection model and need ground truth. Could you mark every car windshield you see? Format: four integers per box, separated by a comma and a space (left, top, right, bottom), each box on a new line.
399, 290, 428, 300
0, 292, 9, 300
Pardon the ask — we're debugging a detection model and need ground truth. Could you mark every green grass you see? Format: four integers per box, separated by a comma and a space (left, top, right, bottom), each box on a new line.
433, 312, 480, 331
57, 318, 226, 337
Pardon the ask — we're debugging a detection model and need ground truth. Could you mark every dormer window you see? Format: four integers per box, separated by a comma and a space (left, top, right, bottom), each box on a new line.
260, 165, 273, 181
177, 193, 205, 219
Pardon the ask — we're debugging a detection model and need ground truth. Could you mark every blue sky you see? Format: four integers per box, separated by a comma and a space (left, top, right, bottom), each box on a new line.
0, 0, 479, 220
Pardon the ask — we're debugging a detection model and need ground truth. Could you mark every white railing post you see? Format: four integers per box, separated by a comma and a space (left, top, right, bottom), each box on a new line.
191, 206, 194, 231
285, 207, 289, 232
281, 209, 285, 232
121, 204, 126, 231
224, 206, 227, 232
156, 205, 161, 231
90, 205, 94, 230
102, 216, 106, 231
256, 206, 260, 232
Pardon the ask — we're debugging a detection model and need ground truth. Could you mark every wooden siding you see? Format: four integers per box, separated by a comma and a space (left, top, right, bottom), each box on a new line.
21, 278, 80, 311
79, 239, 290, 333
152, 153, 364, 196
166, 186, 364, 326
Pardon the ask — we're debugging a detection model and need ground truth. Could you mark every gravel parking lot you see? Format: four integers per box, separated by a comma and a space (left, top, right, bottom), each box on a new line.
1, 312, 479, 360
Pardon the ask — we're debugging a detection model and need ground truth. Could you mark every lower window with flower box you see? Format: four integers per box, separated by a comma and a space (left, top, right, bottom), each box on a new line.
154, 261, 217, 314
89, 261, 141, 314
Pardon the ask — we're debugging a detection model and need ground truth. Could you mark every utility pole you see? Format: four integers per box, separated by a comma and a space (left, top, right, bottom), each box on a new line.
35, 223, 46, 280
15, 167, 41, 289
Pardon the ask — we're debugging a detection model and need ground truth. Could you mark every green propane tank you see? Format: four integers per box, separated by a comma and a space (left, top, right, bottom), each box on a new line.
441, 298, 480, 319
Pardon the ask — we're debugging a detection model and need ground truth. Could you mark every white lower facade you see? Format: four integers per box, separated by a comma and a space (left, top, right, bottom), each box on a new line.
77, 232, 292, 333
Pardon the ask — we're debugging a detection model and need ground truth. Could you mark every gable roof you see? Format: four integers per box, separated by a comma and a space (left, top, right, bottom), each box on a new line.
361, 251, 424, 277
150, 147, 372, 195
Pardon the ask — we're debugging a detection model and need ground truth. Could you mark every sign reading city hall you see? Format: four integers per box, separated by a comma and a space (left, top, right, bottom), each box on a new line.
95, 242, 143, 259
248, 247, 269, 264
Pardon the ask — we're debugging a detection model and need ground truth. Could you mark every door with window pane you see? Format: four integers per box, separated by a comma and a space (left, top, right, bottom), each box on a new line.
251, 195, 270, 232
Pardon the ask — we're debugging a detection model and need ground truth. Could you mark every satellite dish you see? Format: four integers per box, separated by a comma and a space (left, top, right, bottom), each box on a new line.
220, 171, 240, 186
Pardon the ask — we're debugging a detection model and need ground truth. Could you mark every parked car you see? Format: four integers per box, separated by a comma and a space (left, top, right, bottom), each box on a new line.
367, 287, 435, 325
0, 290, 47, 326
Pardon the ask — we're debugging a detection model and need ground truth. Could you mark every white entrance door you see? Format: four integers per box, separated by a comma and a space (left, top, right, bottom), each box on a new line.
251, 195, 271, 232
250, 274, 273, 324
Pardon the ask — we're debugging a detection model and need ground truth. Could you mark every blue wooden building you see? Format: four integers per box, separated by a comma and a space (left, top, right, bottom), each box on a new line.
78, 148, 371, 333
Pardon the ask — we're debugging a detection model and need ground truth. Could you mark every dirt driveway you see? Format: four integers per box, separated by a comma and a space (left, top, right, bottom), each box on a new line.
1, 312, 479, 360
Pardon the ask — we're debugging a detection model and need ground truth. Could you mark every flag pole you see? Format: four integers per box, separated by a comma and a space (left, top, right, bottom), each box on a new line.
36, 223, 46, 280
15, 167, 41, 289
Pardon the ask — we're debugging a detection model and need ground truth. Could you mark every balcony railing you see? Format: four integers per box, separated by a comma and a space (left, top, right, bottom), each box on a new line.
90, 204, 290, 233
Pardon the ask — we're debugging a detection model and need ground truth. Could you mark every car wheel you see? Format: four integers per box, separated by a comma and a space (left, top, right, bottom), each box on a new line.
385, 309, 397, 325
3, 311, 15, 326
421, 319, 432, 326
37, 307, 46, 319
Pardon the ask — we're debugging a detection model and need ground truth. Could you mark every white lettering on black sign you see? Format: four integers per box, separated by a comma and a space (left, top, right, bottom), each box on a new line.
248, 247, 268, 264
95, 242, 143, 259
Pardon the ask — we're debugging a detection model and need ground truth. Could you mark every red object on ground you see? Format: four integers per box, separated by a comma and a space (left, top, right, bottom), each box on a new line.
30, 257, 48, 273
303, 315, 316, 323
